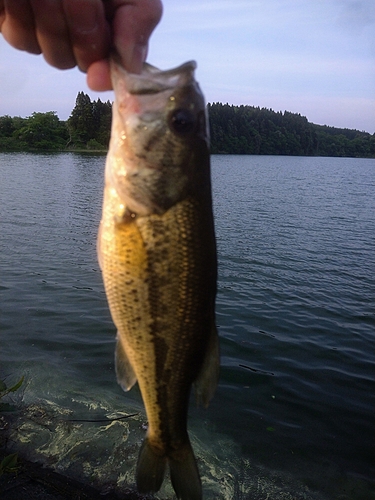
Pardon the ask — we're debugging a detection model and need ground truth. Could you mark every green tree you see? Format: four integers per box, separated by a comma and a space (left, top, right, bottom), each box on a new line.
67, 92, 112, 148
207, 102, 373, 157
0, 115, 15, 137
92, 98, 112, 147
67, 92, 95, 146
12, 112, 68, 150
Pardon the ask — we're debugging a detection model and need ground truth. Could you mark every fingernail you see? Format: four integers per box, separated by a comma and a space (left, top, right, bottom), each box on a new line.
116, 42, 147, 74
131, 43, 148, 74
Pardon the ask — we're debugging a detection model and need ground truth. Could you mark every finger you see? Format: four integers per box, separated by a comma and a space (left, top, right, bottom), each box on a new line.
87, 59, 112, 91
110, 0, 163, 73
0, 1, 5, 30
62, 0, 110, 72
0, 0, 41, 54
30, 0, 76, 69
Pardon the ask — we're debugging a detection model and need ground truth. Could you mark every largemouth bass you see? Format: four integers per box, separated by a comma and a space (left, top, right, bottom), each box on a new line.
97, 57, 219, 500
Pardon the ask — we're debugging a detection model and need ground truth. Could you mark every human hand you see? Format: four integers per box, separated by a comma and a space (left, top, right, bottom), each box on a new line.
0, 0, 163, 91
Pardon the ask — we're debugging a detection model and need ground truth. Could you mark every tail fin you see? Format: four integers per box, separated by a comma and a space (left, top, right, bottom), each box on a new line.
136, 438, 167, 494
169, 440, 202, 500
136, 437, 202, 500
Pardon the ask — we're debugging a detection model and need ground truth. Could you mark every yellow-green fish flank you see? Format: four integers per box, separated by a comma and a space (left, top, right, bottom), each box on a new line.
98, 57, 219, 500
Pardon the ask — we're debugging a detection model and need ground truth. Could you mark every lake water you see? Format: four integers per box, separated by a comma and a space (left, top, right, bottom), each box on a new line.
1, 152, 374, 500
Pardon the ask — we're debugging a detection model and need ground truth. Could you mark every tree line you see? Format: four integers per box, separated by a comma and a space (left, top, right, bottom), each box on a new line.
1, 94, 374, 157
208, 103, 374, 158
0, 92, 112, 152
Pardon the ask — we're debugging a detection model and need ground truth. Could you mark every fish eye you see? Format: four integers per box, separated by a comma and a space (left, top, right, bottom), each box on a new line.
169, 109, 195, 134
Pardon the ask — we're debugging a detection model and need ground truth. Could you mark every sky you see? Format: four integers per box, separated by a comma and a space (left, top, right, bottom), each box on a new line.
0, 0, 374, 133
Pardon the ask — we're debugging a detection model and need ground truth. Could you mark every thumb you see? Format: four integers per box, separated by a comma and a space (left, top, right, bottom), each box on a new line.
111, 0, 162, 73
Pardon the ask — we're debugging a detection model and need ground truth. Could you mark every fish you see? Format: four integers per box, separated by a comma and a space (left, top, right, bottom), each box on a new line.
97, 56, 219, 500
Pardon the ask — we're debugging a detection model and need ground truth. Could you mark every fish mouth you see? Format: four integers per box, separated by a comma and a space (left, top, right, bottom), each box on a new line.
110, 55, 197, 96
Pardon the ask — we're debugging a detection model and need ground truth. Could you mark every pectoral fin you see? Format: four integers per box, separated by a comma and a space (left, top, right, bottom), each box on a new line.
194, 323, 220, 407
115, 332, 137, 391
97, 221, 103, 270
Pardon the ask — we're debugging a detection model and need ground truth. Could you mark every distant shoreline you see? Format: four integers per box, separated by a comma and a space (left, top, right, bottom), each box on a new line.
1, 149, 374, 160
1, 99, 374, 158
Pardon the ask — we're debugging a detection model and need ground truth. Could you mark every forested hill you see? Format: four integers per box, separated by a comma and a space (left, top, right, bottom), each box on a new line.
208, 102, 374, 158
0, 94, 374, 157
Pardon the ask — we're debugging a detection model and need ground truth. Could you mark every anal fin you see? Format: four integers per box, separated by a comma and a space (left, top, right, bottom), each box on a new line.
194, 322, 220, 407
115, 332, 137, 391
96, 221, 103, 270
